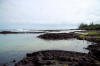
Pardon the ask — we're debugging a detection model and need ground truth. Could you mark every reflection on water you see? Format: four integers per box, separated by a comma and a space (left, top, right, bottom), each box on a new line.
0, 34, 92, 66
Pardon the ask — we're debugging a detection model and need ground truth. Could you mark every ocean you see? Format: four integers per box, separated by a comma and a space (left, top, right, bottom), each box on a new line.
0, 24, 77, 31
0, 30, 92, 66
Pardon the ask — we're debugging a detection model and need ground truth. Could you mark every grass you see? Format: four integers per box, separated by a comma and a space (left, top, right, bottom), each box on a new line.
77, 30, 100, 40
64, 64, 68, 66
83, 31, 100, 35
79, 34, 86, 38
96, 62, 100, 66
93, 36, 100, 39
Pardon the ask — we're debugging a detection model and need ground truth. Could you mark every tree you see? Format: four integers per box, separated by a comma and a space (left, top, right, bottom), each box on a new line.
78, 22, 100, 30
79, 23, 88, 30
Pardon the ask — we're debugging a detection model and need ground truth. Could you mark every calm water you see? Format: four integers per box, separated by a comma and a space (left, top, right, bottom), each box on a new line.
0, 33, 92, 66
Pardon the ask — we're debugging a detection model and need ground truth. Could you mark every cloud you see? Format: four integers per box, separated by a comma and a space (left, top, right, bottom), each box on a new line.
0, 0, 100, 26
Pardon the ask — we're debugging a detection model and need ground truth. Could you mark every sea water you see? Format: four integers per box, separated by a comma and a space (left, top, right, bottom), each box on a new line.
0, 32, 92, 66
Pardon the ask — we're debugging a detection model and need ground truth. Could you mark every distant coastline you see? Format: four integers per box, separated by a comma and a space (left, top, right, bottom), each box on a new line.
0, 29, 83, 34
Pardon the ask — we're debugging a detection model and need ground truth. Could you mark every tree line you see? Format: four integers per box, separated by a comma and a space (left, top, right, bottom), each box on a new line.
78, 23, 100, 30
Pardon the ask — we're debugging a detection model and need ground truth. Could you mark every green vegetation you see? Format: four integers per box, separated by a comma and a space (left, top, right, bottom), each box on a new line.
79, 23, 100, 30
77, 31, 100, 40
78, 34, 87, 39
83, 31, 100, 35
64, 64, 68, 66
96, 62, 100, 66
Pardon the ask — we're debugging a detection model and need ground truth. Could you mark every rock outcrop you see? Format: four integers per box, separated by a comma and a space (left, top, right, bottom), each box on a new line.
38, 33, 74, 40
15, 50, 99, 66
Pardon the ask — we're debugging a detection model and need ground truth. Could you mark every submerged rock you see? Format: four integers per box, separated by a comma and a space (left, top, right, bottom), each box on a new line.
15, 50, 99, 66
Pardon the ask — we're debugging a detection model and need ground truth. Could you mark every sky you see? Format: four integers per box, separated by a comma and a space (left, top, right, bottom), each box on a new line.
0, 0, 100, 29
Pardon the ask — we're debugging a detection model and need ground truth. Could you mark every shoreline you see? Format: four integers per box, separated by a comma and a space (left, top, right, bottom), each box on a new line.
1, 30, 100, 66
14, 30, 100, 66
15, 50, 99, 66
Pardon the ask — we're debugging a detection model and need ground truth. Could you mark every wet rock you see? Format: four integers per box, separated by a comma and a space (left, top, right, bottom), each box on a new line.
15, 50, 99, 66
12, 60, 16, 63
3, 64, 7, 66
26, 53, 33, 57
38, 33, 74, 40
87, 43, 100, 60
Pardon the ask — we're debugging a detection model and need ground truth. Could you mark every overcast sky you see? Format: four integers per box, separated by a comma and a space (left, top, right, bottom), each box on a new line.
0, 0, 100, 27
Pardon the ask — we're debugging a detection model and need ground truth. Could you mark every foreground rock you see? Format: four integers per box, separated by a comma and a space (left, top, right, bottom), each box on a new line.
15, 50, 99, 66
87, 43, 100, 61
38, 33, 74, 40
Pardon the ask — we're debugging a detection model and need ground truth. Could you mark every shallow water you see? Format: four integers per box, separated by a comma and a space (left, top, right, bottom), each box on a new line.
0, 33, 92, 66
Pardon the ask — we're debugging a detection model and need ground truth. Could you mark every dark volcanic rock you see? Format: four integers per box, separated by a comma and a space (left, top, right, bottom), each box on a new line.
15, 50, 99, 66
38, 33, 74, 40
87, 44, 100, 61
74, 34, 100, 43
0, 31, 18, 34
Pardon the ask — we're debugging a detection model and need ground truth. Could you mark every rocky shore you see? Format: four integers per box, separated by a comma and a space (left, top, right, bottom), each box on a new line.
38, 33, 74, 40
74, 34, 100, 43
15, 50, 99, 66
73, 31, 100, 61
14, 31, 100, 66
